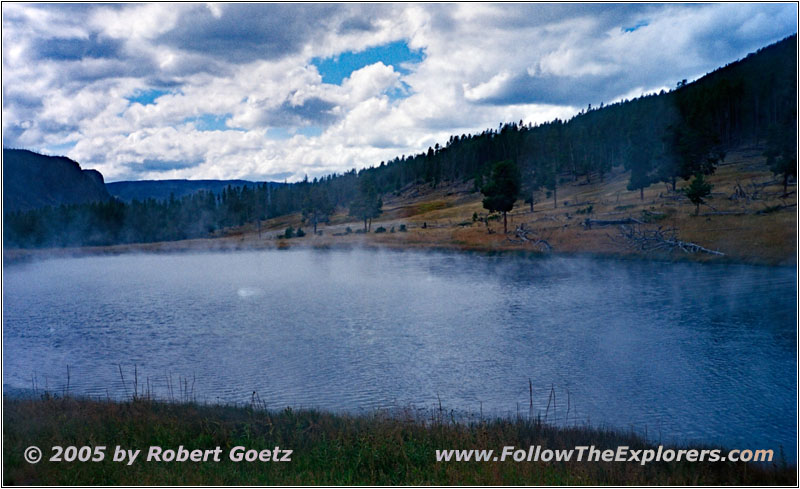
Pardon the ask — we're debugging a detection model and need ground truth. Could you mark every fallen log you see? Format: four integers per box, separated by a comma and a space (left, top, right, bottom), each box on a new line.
700, 211, 747, 216
614, 224, 725, 256
513, 225, 553, 251
583, 217, 643, 229
756, 203, 796, 214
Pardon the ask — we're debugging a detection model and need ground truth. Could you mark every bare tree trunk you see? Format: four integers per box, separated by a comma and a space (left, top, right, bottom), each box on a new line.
640, 187, 644, 201
553, 186, 557, 209
503, 211, 508, 234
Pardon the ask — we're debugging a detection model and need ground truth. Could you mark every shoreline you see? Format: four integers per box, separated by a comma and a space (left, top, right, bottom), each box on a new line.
4, 232, 797, 268
5, 153, 797, 268
3, 396, 794, 485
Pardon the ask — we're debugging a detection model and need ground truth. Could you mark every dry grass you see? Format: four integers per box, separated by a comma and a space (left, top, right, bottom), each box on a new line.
201, 145, 796, 265
4, 397, 794, 486
5, 145, 795, 266
259, 145, 795, 265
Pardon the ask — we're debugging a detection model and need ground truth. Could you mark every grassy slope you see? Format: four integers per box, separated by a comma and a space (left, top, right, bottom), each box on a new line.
3, 144, 795, 265
3, 397, 794, 485
253, 145, 796, 264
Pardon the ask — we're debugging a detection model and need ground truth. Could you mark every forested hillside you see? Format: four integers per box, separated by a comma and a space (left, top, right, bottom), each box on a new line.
107, 179, 272, 203
3, 149, 111, 212
4, 35, 796, 249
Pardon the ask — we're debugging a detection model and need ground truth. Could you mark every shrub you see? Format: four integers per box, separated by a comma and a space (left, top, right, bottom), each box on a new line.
296, 228, 306, 237
345, 227, 353, 234
399, 224, 407, 232
641, 210, 667, 223
283, 226, 294, 239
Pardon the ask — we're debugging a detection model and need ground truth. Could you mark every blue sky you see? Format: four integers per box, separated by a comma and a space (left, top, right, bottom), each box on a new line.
312, 41, 424, 85
127, 89, 171, 106
2, 3, 796, 182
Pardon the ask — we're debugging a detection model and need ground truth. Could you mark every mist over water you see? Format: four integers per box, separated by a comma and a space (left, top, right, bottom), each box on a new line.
3, 249, 796, 457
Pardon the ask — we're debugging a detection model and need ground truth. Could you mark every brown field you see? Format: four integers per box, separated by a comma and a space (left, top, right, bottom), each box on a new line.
4, 145, 796, 265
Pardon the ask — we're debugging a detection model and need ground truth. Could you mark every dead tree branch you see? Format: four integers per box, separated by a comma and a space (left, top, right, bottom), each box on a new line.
582, 217, 643, 229
614, 224, 725, 256
508, 224, 553, 251
756, 203, 796, 214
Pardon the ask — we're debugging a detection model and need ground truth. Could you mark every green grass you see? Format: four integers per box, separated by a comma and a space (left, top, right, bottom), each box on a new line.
3, 397, 794, 485
413, 201, 449, 215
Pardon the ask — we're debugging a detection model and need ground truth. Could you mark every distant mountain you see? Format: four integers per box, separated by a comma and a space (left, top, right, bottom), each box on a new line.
3, 148, 111, 212
106, 179, 274, 202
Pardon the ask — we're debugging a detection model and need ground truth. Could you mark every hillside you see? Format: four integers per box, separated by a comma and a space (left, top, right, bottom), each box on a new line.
196, 143, 796, 266
3, 36, 796, 262
2, 149, 111, 212
5, 143, 794, 266
107, 179, 274, 203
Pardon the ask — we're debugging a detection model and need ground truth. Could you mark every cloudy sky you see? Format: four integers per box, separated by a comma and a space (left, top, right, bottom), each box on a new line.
2, 3, 796, 182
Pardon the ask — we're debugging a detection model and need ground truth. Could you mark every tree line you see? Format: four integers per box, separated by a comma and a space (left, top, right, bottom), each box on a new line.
4, 35, 795, 248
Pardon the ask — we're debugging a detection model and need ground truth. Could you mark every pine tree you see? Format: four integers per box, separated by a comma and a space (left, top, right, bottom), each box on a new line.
684, 174, 713, 215
765, 121, 797, 196
481, 160, 521, 234
349, 175, 382, 231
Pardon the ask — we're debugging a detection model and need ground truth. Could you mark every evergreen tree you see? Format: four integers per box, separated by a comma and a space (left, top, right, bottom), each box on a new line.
671, 85, 726, 181
684, 173, 713, 215
349, 175, 382, 231
765, 121, 797, 196
481, 160, 521, 233
625, 131, 659, 200
302, 186, 334, 233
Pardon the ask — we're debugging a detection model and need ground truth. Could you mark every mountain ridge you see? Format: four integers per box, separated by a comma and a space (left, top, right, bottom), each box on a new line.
2, 148, 112, 212
106, 179, 278, 203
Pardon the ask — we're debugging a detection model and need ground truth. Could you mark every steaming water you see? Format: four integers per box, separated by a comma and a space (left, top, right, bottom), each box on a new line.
4, 249, 796, 457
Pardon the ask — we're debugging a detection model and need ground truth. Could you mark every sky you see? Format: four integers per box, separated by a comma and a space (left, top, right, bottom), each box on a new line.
2, 3, 797, 182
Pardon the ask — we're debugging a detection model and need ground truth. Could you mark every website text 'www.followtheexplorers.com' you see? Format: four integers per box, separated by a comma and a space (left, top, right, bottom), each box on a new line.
436, 446, 774, 465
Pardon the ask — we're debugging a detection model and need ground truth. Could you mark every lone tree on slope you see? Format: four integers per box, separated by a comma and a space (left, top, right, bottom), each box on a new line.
684, 173, 713, 216
481, 159, 521, 234
349, 175, 382, 231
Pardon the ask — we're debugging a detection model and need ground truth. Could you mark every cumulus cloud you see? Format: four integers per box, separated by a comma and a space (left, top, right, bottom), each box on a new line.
1, 3, 796, 182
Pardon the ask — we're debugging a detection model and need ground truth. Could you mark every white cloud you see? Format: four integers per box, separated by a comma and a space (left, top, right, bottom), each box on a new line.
2, 3, 796, 182
463, 72, 512, 102
89, 4, 182, 41
341, 62, 401, 104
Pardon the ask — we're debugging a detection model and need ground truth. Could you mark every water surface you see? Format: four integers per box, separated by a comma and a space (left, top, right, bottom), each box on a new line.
3, 249, 796, 457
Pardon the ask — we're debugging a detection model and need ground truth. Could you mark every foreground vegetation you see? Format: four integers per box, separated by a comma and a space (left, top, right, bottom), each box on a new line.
3, 397, 794, 485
